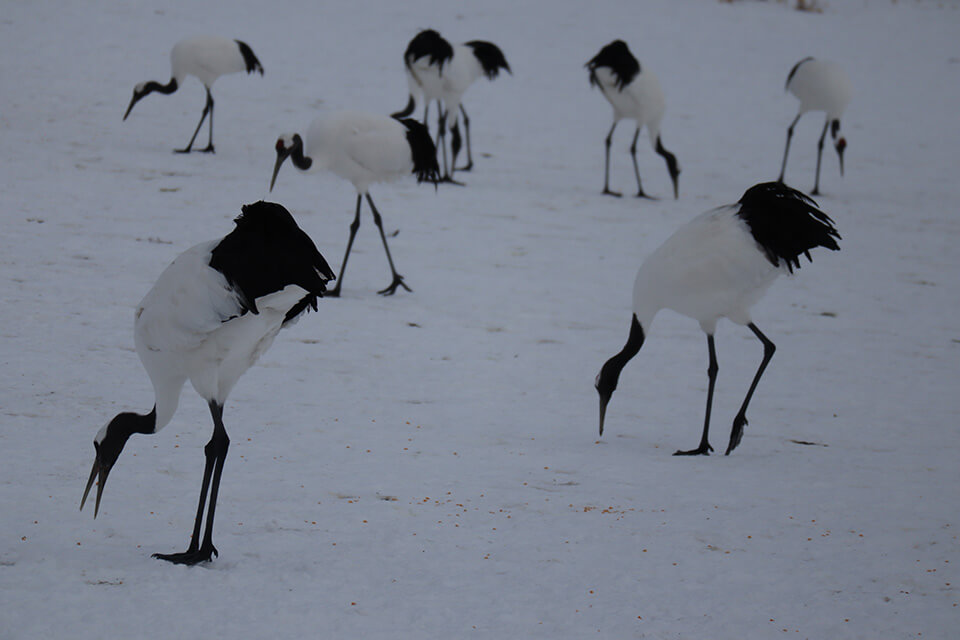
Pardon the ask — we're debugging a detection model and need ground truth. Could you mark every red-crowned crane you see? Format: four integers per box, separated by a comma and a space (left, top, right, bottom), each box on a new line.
586, 40, 680, 200
123, 35, 263, 153
778, 57, 852, 195
595, 182, 840, 455
80, 201, 335, 564
392, 29, 510, 183
270, 111, 439, 297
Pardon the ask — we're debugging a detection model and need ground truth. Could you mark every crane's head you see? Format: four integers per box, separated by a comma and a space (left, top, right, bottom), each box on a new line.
270, 134, 309, 191
595, 366, 616, 438
595, 315, 645, 437
123, 82, 149, 121
123, 78, 178, 121
80, 409, 155, 517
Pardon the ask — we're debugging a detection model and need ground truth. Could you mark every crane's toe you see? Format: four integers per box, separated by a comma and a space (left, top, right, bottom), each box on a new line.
673, 443, 713, 456
152, 544, 218, 565
725, 414, 748, 455
602, 188, 623, 198
378, 275, 412, 296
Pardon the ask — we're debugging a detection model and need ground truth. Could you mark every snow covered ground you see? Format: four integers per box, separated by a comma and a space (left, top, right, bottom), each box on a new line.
2, 1, 959, 638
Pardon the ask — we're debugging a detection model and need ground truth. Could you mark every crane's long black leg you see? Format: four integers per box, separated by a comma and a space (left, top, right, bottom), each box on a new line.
778, 113, 802, 183
726, 323, 776, 455
196, 403, 229, 556
811, 118, 830, 196
200, 89, 215, 153
675, 334, 717, 456
176, 89, 212, 154
366, 194, 410, 296
437, 108, 450, 179
328, 195, 363, 298
455, 104, 473, 171
602, 121, 621, 197
153, 401, 229, 564
629, 127, 653, 199
433, 108, 464, 185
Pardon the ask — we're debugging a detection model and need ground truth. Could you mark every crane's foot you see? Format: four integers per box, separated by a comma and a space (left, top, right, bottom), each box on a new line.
378, 275, 411, 296
602, 188, 622, 198
725, 414, 747, 456
810, 188, 821, 196
635, 191, 659, 200
673, 443, 713, 456
454, 162, 474, 172
173, 145, 215, 154
435, 175, 466, 186
152, 543, 218, 565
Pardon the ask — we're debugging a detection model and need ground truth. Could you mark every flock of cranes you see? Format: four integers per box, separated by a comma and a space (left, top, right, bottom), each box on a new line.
84, 31, 849, 564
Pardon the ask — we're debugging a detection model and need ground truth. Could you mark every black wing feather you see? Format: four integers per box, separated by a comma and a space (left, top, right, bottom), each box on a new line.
586, 40, 640, 91
464, 40, 511, 79
234, 40, 264, 75
209, 201, 335, 317
396, 118, 441, 184
404, 29, 454, 72
736, 182, 841, 273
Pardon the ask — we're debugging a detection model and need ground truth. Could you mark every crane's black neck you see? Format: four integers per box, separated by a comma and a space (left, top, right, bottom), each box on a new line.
113, 406, 158, 437
144, 78, 178, 96
597, 315, 645, 397
289, 134, 312, 171
98, 407, 157, 468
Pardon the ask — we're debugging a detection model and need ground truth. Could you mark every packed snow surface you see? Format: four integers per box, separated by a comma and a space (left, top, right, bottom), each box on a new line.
2, 1, 958, 638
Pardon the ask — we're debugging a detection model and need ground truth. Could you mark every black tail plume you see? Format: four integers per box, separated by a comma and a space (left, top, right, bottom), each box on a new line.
398, 118, 441, 184
235, 40, 264, 75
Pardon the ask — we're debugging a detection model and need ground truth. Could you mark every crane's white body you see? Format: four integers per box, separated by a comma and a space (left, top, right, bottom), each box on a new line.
786, 59, 852, 119
294, 111, 419, 194
131, 241, 309, 432
633, 206, 781, 335
167, 36, 250, 88
592, 65, 667, 145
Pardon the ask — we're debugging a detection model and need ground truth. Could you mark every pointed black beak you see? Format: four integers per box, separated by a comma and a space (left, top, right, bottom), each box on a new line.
123, 92, 141, 121
670, 171, 680, 200
270, 144, 292, 192
598, 390, 611, 437
80, 446, 111, 518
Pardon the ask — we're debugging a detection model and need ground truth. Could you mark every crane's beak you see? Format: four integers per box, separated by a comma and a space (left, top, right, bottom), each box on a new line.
270, 144, 291, 192
598, 390, 611, 437
835, 138, 846, 177
80, 446, 111, 518
123, 92, 142, 121
670, 172, 680, 200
